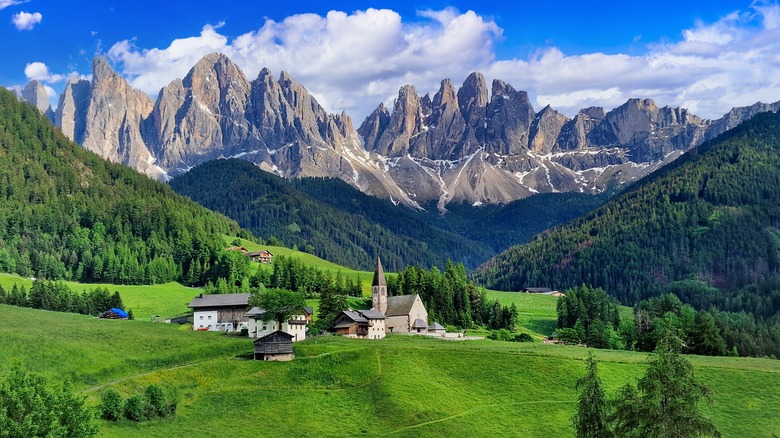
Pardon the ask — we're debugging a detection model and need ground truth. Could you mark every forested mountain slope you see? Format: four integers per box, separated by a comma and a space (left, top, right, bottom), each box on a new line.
169, 158, 494, 271
0, 88, 241, 285
474, 112, 780, 318
295, 176, 605, 254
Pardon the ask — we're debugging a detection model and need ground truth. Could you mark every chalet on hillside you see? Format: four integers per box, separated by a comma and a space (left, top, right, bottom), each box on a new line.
188, 293, 251, 332
523, 287, 565, 297
253, 331, 294, 361
245, 249, 273, 263
244, 307, 308, 341
333, 310, 386, 339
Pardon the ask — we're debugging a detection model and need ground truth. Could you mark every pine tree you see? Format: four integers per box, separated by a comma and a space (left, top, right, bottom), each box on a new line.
609, 334, 718, 437
573, 352, 613, 438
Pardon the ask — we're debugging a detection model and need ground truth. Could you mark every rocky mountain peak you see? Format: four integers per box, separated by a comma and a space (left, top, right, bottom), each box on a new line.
21, 80, 50, 113
529, 105, 570, 154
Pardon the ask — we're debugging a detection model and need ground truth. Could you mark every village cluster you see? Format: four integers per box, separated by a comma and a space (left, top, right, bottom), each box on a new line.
187, 258, 447, 361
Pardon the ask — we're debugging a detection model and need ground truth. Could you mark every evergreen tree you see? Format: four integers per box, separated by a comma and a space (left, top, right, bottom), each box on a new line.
609, 335, 718, 437
573, 352, 613, 438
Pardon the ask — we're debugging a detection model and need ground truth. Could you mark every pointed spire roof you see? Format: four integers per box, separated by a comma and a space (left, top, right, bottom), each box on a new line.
372, 257, 386, 287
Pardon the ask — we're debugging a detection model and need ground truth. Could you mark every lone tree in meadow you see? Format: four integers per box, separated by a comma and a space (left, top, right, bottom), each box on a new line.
609, 334, 719, 437
250, 288, 306, 328
573, 352, 612, 438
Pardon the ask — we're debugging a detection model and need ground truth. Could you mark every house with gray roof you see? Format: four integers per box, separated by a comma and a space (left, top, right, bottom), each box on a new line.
188, 293, 251, 332
333, 309, 386, 339
244, 306, 308, 342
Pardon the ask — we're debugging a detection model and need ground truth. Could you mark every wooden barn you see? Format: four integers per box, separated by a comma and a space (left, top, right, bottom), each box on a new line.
253, 331, 294, 361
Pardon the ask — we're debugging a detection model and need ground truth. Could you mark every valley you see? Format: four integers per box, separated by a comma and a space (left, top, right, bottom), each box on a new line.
2, 4, 780, 436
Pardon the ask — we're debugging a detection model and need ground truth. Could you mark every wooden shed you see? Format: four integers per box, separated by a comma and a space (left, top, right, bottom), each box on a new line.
253, 331, 294, 361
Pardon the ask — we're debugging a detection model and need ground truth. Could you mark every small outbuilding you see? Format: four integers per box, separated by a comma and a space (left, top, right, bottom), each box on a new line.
253, 331, 294, 361
427, 322, 446, 335
412, 318, 428, 333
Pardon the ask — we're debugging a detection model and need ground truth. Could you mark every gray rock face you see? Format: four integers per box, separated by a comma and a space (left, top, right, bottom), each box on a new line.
50, 55, 780, 209
20, 80, 55, 122
529, 106, 569, 154
55, 78, 90, 142
80, 58, 158, 176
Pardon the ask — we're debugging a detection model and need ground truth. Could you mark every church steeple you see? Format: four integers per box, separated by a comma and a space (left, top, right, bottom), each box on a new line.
372, 257, 388, 314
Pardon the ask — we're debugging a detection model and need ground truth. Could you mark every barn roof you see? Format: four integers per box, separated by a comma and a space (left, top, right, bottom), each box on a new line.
385, 294, 417, 317
188, 293, 250, 309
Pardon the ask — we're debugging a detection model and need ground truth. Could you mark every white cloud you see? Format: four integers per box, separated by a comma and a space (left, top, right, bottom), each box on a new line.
101, 4, 780, 123
107, 8, 500, 119
24, 61, 68, 83
0, 0, 26, 11
12, 10, 41, 30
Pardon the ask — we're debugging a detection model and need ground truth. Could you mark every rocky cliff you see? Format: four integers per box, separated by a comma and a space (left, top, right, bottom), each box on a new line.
34, 53, 780, 209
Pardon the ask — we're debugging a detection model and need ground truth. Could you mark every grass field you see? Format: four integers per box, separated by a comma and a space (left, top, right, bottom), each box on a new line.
1, 305, 778, 437
0, 273, 200, 320
484, 290, 634, 337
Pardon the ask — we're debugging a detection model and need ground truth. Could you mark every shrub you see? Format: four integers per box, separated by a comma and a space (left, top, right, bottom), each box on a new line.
144, 385, 168, 419
514, 333, 534, 342
124, 395, 146, 422
99, 389, 123, 421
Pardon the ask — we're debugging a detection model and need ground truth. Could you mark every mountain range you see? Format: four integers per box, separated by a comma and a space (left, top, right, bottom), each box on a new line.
12, 53, 780, 209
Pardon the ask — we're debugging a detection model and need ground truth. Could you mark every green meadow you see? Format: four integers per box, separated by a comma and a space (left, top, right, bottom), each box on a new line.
1, 304, 778, 437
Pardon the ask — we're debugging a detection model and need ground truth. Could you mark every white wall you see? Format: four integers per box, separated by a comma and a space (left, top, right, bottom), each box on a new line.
249, 314, 307, 341
193, 310, 218, 331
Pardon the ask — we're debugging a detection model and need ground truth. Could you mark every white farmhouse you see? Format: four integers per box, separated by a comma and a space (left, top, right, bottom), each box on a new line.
245, 307, 308, 342
188, 293, 251, 332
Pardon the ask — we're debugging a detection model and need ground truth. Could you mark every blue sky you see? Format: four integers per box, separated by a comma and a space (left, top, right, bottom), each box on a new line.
2, 1, 779, 120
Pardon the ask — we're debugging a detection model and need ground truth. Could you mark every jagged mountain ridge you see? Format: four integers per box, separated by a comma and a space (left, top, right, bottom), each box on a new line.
18, 53, 780, 208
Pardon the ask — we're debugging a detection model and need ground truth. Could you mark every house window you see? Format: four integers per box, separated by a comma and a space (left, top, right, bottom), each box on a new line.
199, 315, 203, 320
208, 315, 212, 320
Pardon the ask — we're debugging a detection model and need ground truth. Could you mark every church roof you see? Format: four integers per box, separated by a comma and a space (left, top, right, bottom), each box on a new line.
372, 257, 386, 287
385, 294, 418, 317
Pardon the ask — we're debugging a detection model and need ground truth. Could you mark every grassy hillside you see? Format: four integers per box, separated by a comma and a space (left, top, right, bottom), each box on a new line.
1, 306, 778, 437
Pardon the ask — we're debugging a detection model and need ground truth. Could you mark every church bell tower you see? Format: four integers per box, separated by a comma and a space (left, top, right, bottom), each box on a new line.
372, 257, 388, 314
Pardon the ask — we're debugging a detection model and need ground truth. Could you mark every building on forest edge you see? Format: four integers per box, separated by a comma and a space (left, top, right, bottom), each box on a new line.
188, 293, 251, 332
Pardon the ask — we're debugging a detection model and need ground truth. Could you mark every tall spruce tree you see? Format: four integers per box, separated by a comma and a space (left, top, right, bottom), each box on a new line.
573, 352, 612, 438
609, 334, 718, 437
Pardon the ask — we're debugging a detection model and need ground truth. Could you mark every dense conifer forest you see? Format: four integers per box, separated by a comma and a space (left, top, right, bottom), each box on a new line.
169, 158, 495, 271
170, 159, 605, 271
0, 89, 242, 285
475, 112, 780, 353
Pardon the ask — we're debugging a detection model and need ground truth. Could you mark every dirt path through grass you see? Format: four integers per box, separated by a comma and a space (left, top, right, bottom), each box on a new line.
82, 360, 208, 394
